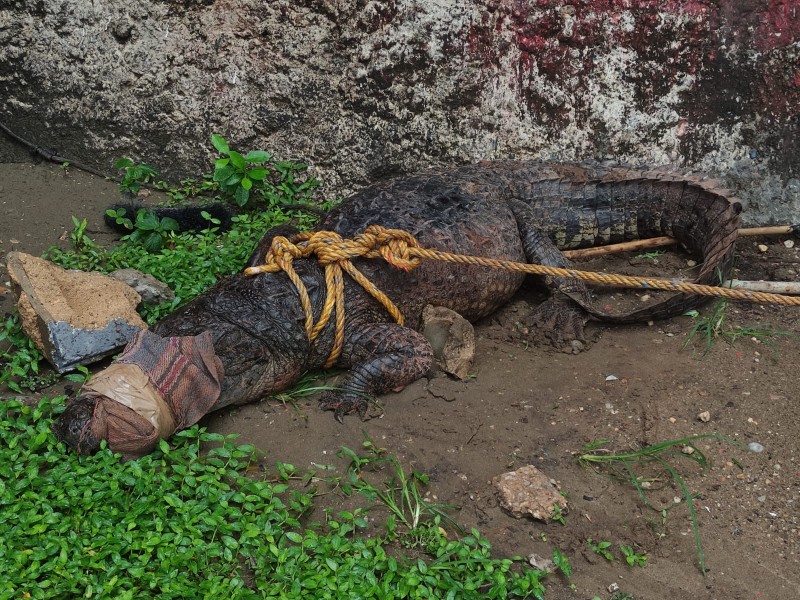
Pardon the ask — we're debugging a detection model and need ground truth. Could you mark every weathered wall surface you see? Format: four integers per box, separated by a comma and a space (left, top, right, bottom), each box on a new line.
1, 0, 798, 224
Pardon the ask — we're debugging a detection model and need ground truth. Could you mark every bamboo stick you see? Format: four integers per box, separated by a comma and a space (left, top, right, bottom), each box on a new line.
739, 225, 797, 236
563, 237, 676, 258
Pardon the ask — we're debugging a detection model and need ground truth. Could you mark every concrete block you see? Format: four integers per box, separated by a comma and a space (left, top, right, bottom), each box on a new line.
6, 252, 147, 372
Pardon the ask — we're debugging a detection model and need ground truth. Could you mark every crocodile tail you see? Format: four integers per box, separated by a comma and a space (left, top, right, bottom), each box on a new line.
518, 163, 742, 323
604, 172, 742, 323
594, 169, 742, 323
103, 203, 234, 234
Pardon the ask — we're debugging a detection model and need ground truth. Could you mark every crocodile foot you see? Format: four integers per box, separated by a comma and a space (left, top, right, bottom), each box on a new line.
527, 298, 590, 354
319, 391, 372, 422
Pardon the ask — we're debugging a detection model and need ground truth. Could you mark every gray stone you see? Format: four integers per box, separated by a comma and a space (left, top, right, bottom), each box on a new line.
527, 553, 555, 573
6, 252, 147, 372
492, 465, 568, 522
421, 305, 475, 380
0, 2, 798, 226
110, 268, 175, 306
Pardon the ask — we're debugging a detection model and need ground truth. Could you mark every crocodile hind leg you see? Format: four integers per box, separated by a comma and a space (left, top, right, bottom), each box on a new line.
319, 323, 434, 421
508, 199, 594, 352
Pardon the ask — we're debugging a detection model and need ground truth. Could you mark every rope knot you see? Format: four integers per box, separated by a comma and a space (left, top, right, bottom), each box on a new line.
301, 231, 351, 265
268, 235, 305, 267
243, 226, 415, 368
360, 225, 422, 271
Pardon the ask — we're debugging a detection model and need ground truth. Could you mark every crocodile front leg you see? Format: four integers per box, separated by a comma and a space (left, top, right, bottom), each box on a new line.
319, 323, 434, 421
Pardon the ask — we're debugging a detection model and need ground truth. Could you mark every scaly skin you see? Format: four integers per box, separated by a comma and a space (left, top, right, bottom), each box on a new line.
152, 160, 741, 420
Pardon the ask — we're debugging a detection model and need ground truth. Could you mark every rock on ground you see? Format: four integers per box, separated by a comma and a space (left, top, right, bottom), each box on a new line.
421, 305, 475, 380
492, 464, 568, 522
6, 252, 146, 372
110, 268, 175, 306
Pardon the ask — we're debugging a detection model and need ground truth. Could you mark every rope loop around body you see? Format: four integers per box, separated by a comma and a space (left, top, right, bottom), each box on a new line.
244, 227, 413, 367
244, 225, 800, 367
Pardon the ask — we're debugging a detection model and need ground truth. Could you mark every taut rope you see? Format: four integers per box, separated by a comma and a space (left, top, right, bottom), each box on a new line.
245, 226, 800, 365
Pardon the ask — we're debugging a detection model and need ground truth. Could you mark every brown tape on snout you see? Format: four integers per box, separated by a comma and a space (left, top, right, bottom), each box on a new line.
83, 363, 176, 440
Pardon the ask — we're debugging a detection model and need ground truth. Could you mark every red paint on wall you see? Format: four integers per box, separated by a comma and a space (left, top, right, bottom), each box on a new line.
756, 0, 800, 52
465, 0, 799, 125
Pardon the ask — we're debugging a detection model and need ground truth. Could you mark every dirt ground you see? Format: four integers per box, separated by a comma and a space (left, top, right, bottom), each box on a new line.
1, 161, 798, 600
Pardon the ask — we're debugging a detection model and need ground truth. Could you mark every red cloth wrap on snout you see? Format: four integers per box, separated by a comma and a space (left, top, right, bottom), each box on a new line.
84, 330, 224, 460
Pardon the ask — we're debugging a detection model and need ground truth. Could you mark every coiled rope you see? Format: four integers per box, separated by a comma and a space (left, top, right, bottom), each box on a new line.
245, 225, 800, 365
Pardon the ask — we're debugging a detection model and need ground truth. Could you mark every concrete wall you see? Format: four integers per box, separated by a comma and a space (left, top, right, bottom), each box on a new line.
1, 0, 798, 224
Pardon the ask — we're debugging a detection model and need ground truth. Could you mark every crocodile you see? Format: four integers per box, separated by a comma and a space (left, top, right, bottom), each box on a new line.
54, 160, 741, 449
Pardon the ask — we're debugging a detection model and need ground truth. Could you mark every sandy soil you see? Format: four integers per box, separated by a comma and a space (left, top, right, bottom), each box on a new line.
1, 162, 798, 600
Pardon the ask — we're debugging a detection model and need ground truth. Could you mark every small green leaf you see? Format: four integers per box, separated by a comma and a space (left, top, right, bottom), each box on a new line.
234, 186, 250, 207
160, 217, 180, 232
285, 532, 303, 544
228, 151, 246, 171
143, 233, 164, 253
243, 150, 271, 162
213, 165, 235, 183
211, 133, 230, 153
135, 210, 159, 230
247, 167, 268, 181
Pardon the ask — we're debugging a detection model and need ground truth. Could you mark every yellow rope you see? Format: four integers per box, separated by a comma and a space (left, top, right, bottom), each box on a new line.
245, 225, 800, 365
244, 229, 408, 367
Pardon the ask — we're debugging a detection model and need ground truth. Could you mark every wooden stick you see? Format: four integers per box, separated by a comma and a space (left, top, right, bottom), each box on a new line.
563, 237, 676, 259
738, 225, 798, 236
563, 225, 799, 259
721, 279, 800, 296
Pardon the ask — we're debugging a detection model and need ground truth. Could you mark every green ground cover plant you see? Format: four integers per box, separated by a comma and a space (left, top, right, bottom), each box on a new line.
116, 134, 321, 210
210, 134, 320, 208
619, 544, 648, 568
338, 438, 461, 537
577, 434, 739, 575
0, 397, 548, 599
586, 539, 613, 562
683, 297, 796, 355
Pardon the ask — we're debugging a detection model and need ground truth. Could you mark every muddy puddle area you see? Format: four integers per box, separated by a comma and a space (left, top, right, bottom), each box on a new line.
1, 162, 798, 600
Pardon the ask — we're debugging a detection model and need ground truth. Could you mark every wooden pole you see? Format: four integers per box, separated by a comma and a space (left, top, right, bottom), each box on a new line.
563, 237, 676, 259
738, 225, 797, 237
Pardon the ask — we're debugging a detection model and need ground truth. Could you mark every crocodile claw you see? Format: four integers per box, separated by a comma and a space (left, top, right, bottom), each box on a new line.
319, 391, 370, 422
528, 298, 589, 353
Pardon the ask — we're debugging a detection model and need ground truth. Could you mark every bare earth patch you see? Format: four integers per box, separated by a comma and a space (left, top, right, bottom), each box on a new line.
1, 163, 798, 600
